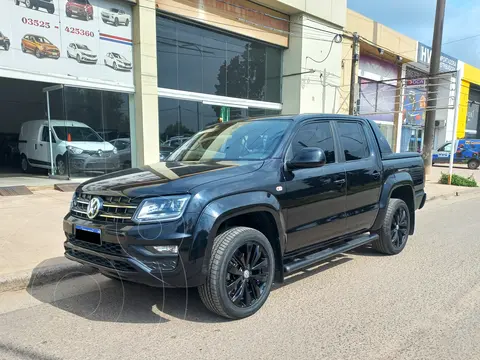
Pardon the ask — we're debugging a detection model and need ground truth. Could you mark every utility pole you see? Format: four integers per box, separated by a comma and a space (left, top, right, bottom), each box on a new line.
349, 32, 359, 115
322, 68, 327, 113
422, 0, 446, 178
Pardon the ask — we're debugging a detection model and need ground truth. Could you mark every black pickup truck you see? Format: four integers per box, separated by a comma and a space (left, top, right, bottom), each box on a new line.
64, 114, 426, 319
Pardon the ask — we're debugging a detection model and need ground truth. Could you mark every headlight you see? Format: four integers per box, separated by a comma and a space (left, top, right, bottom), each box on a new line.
67, 146, 83, 155
132, 195, 190, 223
113, 147, 118, 154
70, 192, 77, 210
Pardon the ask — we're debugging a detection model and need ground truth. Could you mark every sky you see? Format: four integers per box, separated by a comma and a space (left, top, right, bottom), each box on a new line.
347, 0, 480, 68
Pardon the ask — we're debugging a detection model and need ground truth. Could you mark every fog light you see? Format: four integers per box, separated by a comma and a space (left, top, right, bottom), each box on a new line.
151, 245, 178, 254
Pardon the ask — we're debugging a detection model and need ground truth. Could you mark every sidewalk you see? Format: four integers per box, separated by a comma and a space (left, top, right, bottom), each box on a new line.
1, 168, 479, 291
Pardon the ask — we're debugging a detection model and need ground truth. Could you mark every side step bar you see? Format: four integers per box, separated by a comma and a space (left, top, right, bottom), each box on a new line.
283, 233, 379, 274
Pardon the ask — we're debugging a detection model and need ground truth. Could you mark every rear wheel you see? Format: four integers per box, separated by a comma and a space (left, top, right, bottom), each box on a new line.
198, 227, 275, 319
66, 10, 71, 17
25, 0, 32, 8
467, 159, 479, 170
47, 7, 54, 14
372, 198, 410, 255
20, 155, 31, 173
125, 18, 129, 26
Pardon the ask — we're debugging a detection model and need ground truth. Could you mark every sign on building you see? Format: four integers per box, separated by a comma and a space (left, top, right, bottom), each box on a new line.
0, 0, 134, 90
417, 42, 458, 73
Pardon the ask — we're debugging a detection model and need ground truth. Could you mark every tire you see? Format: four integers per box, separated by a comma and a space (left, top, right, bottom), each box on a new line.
4, 43, 9, 51
48, 8, 54, 14
56, 156, 67, 176
198, 227, 275, 319
25, 0, 32, 8
372, 198, 410, 255
35, 48, 41, 58
15, 0, 19, 5
20, 155, 31, 173
76, 54, 81, 63
467, 159, 479, 170
114, 18, 119, 27
21, 44, 26, 53
125, 19, 129, 26
66, 10, 71, 17
113, 61, 117, 70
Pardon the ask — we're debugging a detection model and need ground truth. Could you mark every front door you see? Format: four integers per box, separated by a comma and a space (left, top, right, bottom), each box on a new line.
335, 121, 382, 234
282, 121, 347, 253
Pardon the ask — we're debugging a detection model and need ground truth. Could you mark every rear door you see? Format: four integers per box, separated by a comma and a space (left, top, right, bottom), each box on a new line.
334, 120, 382, 234
283, 120, 347, 252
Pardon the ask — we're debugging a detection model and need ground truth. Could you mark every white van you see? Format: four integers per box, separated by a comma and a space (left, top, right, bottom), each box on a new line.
18, 120, 119, 175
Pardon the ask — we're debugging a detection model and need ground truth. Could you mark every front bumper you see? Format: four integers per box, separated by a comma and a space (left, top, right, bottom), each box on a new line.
42, 49, 60, 58
116, 62, 132, 70
63, 214, 206, 288
79, 55, 97, 63
68, 153, 120, 173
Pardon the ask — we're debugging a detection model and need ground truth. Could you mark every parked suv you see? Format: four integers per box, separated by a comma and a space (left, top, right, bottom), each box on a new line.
19, 120, 119, 175
104, 52, 132, 71
21, 34, 60, 59
66, 0, 93, 20
101, 8, 130, 26
64, 115, 426, 319
0, 31, 9, 51
433, 139, 480, 169
15, 0, 55, 14
67, 43, 97, 64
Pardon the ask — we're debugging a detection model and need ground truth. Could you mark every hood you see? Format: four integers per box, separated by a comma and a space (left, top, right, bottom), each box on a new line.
65, 141, 114, 151
78, 160, 264, 197
80, 49, 95, 56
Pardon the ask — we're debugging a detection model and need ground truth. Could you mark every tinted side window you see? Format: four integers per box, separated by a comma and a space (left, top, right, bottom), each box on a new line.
337, 122, 369, 161
291, 122, 335, 164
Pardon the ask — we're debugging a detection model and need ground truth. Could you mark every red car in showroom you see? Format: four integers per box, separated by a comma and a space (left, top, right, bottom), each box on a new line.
66, 0, 93, 20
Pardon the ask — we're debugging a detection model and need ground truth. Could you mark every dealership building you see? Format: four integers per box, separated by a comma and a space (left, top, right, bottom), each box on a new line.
0, 0, 346, 182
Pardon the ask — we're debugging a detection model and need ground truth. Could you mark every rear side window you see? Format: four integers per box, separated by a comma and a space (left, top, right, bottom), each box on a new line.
368, 120, 393, 156
41, 126, 49, 142
337, 122, 370, 161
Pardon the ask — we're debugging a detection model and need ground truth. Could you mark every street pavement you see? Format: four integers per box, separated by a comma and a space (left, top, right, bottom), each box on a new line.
1, 191, 480, 359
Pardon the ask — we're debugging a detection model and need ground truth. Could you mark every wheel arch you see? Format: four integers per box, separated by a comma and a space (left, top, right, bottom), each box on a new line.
191, 191, 286, 283
372, 172, 416, 235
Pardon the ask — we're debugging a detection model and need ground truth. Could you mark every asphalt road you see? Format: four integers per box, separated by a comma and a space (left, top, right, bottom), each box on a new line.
1, 193, 480, 360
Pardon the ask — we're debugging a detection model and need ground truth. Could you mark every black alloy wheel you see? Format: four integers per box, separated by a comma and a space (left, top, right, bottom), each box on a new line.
198, 227, 275, 319
391, 206, 408, 249
372, 198, 410, 255
225, 242, 270, 308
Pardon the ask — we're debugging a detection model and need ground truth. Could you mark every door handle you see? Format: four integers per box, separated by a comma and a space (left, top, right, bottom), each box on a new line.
40, 143, 44, 147
372, 171, 380, 180
334, 179, 345, 185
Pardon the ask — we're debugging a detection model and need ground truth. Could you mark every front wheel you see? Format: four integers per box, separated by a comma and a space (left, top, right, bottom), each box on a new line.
113, 61, 117, 70
373, 198, 410, 255
198, 227, 275, 319
4, 43, 9, 51
48, 8, 54, 14
35, 48, 41, 58
25, 0, 32, 8
125, 18, 129, 26
20, 155, 31, 173
468, 159, 479, 170
56, 156, 67, 176
76, 54, 81, 63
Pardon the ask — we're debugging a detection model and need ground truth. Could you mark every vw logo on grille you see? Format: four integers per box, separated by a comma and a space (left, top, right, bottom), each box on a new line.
87, 197, 103, 219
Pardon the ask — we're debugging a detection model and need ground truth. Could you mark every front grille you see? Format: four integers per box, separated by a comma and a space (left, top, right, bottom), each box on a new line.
69, 238, 125, 256
71, 193, 138, 223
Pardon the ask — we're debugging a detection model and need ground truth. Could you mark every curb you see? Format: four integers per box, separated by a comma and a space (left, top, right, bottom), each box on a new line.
0, 262, 99, 293
425, 186, 480, 203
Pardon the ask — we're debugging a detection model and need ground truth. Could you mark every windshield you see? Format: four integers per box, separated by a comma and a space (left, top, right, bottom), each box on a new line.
54, 126, 103, 142
35, 37, 52, 44
168, 119, 291, 162
77, 44, 89, 50
110, 8, 119, 12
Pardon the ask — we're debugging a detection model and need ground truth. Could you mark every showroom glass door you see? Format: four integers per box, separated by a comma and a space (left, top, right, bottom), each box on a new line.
43, 85, 132, 179
43, 85, 68, 178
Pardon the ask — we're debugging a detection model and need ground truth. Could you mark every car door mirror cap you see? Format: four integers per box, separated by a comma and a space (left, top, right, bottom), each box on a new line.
287, 147, 327, 170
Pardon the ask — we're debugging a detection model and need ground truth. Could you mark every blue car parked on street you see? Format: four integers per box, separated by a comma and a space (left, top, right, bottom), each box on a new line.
432, 139, 480, 169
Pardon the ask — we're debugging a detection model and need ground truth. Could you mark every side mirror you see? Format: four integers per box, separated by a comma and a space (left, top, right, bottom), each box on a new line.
287, 147, 326, 169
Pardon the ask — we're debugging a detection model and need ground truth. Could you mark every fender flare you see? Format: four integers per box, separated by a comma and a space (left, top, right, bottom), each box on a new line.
372, 171, 415, 231
190, 191, 286, 278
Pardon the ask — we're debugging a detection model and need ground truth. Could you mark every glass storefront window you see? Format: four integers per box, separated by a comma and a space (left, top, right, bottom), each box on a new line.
156, 15, 282, 103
